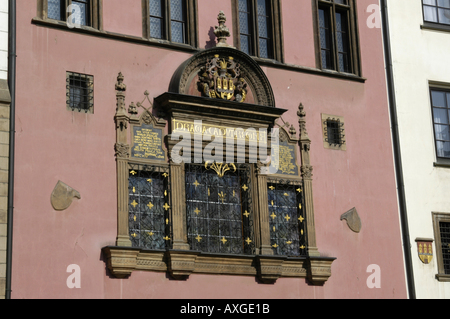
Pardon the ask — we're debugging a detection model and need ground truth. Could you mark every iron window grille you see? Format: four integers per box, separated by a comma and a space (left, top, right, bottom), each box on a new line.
66, 72, 94, 113
185, 163, 255, 255
324, 118, 345, 147
439, 221, 450, 275
128, 164, 172, 250
267, 180, 307, 257
423, 0, 450, 25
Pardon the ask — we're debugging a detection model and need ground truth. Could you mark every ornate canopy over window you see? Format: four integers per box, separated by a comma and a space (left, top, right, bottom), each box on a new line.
103, 43, 335, 285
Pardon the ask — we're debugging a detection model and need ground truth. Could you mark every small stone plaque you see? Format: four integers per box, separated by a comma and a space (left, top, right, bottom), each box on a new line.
132, 124, 165, 160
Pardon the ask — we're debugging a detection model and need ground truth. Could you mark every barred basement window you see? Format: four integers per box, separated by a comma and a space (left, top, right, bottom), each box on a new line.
66, 72, 94, 113
267, 181, 307, 256
322, 114, 346, 150
128, 164, 172, 250
185, 163, 255, 255
439, 221, 450, 275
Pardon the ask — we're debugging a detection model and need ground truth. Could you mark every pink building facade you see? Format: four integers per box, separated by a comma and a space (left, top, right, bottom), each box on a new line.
7, 0, 407, 299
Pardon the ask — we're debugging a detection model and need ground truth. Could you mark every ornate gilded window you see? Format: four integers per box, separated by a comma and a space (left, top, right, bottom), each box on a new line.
143, 0, 198, 47
104, 44, 335, 285
233, 0, 284, 62
39, 0, 103, 29
314, 0, 360, 75
128, 164, 172, 250
267, 180, 307, 257
185, 163, 255, 255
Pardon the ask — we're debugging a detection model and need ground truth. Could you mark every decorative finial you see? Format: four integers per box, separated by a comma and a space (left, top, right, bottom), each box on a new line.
214, 11, 234, 48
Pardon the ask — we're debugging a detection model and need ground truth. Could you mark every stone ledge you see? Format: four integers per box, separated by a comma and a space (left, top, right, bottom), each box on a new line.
102, 246, 336, 285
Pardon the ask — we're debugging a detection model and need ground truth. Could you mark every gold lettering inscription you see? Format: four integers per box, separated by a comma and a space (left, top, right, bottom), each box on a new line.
172, 119, 267, 144
133, 126, 165, 160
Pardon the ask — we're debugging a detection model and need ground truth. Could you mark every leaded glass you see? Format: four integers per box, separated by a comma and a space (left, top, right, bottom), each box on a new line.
128, 164, 172, 250
268, 181, 307, 257
170, 0, 186, 43
185, 163, 254, 255
71, 0, 89, 26
48, 0, 63, 20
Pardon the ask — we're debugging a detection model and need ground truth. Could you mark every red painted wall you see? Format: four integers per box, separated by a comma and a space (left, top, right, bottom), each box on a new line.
10, 0, 407, 299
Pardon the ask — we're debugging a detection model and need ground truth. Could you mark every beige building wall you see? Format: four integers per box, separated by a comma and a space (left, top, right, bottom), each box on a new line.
0, 0, 9, 299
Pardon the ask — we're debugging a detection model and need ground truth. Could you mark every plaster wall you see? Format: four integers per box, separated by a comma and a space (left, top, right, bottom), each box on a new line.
9, 0, 407, 299
0, 0, 8, 80
387, 0, 450, 299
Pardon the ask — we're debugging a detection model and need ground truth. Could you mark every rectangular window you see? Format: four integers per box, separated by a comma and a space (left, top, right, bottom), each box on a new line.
431, 89, 450, 158
316, 0, 359, 74
439, 221, 450, 274
322, 114, 346, 150
145, 0, 196, 46
433, 213, 450, 281
267, 181, 307, 257
66, 72, 94, 113
235, 0, 283, 61
185, 163, 254, 255
43, 0, 102, 29
423, 0, 450, 25
128, 165, 172, 250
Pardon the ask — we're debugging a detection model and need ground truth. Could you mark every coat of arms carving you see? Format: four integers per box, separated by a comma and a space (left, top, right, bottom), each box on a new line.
417, 240, 433, 264
197, 55, 248, 102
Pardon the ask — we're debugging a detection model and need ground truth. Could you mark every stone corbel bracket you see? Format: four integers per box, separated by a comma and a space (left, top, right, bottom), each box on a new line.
102, 246, 336, 285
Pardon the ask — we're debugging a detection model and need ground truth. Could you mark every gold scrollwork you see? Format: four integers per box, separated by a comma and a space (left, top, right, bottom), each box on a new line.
205, 161, 237, 178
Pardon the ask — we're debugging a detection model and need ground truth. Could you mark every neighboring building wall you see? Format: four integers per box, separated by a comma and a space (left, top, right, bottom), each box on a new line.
387, 0, 450, 298
0, 0, 9, 300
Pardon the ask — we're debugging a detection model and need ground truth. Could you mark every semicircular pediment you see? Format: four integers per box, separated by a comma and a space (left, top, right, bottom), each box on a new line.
169, 47, 276, 108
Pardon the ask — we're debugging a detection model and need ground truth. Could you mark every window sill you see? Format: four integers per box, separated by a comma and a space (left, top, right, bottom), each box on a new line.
421, 22, 450, 34
31, 17, 200, 54
433, 159, 450, 168
254, 58, 366, 83
102, 246, 336, 285
436, 273, 450, 282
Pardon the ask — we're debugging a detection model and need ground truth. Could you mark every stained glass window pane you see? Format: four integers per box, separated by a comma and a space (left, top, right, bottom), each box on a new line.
259, 38, 269, 59
171, 21, 184, 43
128, 165, 172, 250
170, 0, 184, 21
150, 0, 163, 17
71, 0, 89, 26
268, 182, 306, 257
185, 164, 254, 255
240, 35, 250, 55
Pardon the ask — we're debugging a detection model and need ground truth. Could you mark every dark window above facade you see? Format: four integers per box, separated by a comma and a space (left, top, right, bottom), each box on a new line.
234, 0, 283, 62
40, 0, 102, 29
431, 88, 450, 159
143, 0, 198, 47
423, 0, 450, 25
315, 0, 360, 75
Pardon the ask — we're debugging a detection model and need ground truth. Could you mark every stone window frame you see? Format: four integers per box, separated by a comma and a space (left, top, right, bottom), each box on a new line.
321, 113, 347, 151
432, 212, 450, 282
231, 0, 284, 63
141, 0, 199, 48
37, 0, 103, 30
104, 71, 335, 285
312, 0, 361, 76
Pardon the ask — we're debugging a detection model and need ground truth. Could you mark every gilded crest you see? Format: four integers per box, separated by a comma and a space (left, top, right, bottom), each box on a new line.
198, 55, 248, 102
417, 241, 433, 264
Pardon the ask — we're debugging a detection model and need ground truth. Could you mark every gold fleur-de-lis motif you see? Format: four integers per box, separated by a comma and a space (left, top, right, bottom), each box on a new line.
286, 241, 293, 245
147, 179, 152, 183
148, 231, 154, 237
300, 245, 306, 250
221, 237, 228, 244
194, 207, 201, 215
242, 185, 249, 192
297, 188, 302, 193
163, 236, 171, 241
162, 173, 169, 178
269, 186, 276, 191
243, 211, 250, 218
193, 180, 200, 188
298, 216, 305, 223
132, 233, 137, 238
270, 212, 277, 220
245, 237, 252, 245
131, 200, 138, 208
147, 202, 154, 210
218, 192, 226, 204
285, 214, 291, 222
205, 161, 237, 178
130, 170, 137, 176
163, 203, 170, 211
272, 243, 279, 248
196, 235, 202, 242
